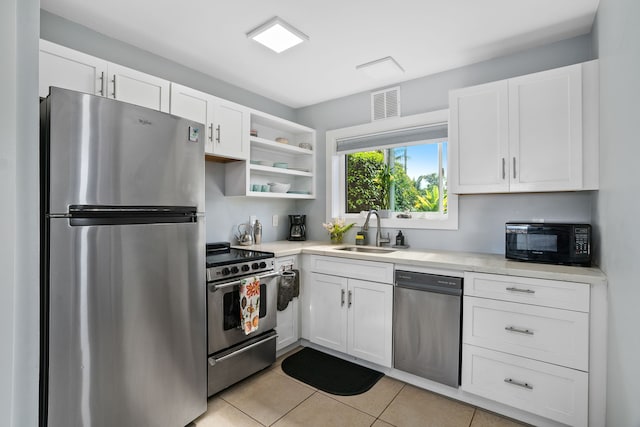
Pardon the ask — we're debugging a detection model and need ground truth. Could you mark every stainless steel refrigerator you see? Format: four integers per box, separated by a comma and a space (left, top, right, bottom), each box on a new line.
40, 87, 206, 427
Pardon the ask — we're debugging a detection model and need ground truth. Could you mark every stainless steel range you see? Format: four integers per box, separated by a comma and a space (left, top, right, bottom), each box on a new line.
206, 242, 279, 396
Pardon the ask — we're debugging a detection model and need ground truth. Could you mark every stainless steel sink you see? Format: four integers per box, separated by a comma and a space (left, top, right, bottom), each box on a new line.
335, 246, 397, 254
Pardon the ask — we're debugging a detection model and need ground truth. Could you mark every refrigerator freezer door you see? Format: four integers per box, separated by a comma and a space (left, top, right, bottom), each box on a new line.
45, 218, 206, 427
44, 87, 204, 214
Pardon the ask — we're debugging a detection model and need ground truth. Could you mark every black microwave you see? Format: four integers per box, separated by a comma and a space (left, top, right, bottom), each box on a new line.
505, 223, 592, 267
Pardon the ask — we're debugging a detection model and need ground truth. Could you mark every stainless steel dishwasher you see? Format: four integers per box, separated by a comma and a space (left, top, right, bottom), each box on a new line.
393, 269, 463, 388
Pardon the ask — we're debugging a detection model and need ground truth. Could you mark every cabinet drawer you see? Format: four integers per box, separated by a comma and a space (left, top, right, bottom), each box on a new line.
309, 255, 393, 284
464, 272, 590, 312
462, 344, 588, 426
463, 296, 588, 370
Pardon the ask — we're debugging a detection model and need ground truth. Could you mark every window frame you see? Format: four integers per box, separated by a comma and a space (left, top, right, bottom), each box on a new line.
326, 109, 458, 230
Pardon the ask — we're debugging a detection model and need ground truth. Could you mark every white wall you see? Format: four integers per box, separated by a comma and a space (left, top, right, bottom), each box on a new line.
0, 0, 40, 426
296, 35, 597, 251
594, 0, 640, 425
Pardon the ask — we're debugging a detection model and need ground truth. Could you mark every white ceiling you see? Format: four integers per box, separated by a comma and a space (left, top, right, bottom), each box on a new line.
40, 0, 599, 109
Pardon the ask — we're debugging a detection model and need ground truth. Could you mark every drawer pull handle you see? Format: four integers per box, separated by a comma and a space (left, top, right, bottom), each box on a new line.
348, 290, 353, 308
506, 287, 535, 294
504, 378, 533, 390
341, 289, 345, 307
505, 326, 534, 335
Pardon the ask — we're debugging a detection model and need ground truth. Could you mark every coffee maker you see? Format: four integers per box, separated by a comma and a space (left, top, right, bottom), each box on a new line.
288, 215, 306, 241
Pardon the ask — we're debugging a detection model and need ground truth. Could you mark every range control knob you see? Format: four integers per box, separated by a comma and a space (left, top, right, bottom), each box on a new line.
221, 267, 230, 276
251, 263, 259, 270
230, 266, 239, 274
259, 261, 267, 269
241, 265, 250, 272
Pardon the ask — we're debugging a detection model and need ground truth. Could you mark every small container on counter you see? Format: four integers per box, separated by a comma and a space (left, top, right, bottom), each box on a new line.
253, 219, 262, 245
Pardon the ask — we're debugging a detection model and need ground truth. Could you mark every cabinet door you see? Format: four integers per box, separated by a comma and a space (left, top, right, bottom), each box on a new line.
274, 256, 299, 351
170, 83, 215, 153
39, 40, 107, 98
347, 279, 393, 367
508, 64, 582, 191
449, 80, 509, 193
107, 63, 170, 112
462, 344, 588, 426
211, 99, 249, 160
276, 300, 299, 351
308, 273, 347, 353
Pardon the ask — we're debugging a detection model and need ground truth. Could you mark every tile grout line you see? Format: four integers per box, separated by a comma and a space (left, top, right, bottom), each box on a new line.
373, 382, 405, 426
265, 390, 319, 426
218, 395, 269, 427
468, 407, 478, 427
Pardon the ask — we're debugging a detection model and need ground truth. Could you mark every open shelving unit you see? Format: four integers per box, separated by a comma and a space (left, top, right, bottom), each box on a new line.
225, 109, 316, 199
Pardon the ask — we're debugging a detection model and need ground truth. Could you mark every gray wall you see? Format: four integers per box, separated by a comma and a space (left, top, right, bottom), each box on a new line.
295, 34, 597, 252
40, 10, 303, 244
0, 0, 40, 426
593, 0, 640, 425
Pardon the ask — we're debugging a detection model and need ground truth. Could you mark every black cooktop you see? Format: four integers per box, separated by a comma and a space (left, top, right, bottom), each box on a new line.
205, 242, 274, 267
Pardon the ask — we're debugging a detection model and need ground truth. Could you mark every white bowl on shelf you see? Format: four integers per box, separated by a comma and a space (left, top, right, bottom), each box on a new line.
267, 182, 291, 193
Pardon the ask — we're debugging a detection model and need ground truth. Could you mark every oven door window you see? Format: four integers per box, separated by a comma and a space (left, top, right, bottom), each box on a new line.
223, 282, 268, 331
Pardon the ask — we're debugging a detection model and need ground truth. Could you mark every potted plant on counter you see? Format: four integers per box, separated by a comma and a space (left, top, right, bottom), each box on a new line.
322, 218, 355, 244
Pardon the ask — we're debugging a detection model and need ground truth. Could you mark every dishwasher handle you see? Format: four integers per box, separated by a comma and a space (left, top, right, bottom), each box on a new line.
395, 281, 462, 296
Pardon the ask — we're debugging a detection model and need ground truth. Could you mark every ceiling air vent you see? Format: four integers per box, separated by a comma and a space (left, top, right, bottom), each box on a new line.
371, 87, 400, 121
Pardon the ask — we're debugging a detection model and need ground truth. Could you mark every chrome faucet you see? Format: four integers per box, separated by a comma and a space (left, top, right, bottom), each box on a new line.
363, 210, 391, 247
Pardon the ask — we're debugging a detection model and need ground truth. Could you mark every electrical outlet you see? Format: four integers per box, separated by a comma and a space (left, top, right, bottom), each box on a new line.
272, 215, 278, 227
250, 215, 256, 225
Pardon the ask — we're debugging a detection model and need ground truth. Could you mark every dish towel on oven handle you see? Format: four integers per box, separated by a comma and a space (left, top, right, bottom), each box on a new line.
239, 276, 260, 335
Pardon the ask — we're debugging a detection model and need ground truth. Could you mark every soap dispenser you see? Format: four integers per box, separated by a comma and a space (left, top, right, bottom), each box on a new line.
395, 230, 405, 247
355, 227, 367, 245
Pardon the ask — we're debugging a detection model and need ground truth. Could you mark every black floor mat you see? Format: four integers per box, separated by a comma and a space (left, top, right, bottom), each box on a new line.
281, 347, 383, 396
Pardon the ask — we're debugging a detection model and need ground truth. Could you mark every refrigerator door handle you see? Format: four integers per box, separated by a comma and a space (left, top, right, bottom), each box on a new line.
67, 205, 199, 226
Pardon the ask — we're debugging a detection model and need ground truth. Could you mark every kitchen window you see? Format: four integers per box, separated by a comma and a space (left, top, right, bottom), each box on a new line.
326, 110, 458, 230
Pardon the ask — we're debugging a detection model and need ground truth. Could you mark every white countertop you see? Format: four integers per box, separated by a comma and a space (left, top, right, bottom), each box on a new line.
234, 240, 606, 286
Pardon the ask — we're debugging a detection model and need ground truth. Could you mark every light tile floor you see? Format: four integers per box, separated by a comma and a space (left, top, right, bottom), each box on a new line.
195, 348, 529, 427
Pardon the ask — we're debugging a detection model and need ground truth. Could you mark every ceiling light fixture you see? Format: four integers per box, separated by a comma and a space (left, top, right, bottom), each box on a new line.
247, 16, 309, 53
356, 56, 405, 79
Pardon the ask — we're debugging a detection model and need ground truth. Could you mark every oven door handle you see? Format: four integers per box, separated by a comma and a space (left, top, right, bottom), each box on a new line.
209, 270, 281, 292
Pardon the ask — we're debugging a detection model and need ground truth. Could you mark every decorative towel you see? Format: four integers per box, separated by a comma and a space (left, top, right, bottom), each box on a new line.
277, 269, 300, 311
239, 276, 260, 335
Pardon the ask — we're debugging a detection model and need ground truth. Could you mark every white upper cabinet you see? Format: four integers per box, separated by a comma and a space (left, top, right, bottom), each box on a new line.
40, 40, 170, 113
212, 100, 249, 160
449, 61, 599, 194
170, 83, 248, 160
508, 65, 582, 192
39, 39, 108, 98
449, 80, 509, 193
107, 63, 170, 112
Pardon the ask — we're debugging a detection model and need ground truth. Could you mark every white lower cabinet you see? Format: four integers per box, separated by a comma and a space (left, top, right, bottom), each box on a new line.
274, 256, 299, 351
463, 345, 588, 427
308, 273, 348, 352
308, 256, 393, 368
463, 296, 589, 370
462, 272, 590, 426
